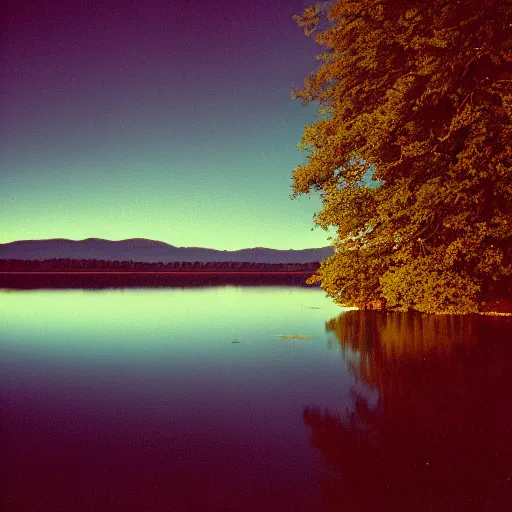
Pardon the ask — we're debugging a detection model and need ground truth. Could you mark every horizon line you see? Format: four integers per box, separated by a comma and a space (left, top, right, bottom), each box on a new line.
0, 237, 331, 252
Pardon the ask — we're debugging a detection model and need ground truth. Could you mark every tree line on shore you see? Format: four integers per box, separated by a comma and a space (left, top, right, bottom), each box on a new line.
0, 259, 320, 273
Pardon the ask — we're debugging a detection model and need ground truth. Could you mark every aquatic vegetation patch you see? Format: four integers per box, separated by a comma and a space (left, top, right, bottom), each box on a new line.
277, 334, 315, 339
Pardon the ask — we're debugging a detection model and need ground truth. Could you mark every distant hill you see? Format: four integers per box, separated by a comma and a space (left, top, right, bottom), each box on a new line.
0, 238, 334, 264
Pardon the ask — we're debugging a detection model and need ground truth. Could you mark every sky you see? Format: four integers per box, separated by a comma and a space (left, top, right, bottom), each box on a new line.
1, 0, 332, 250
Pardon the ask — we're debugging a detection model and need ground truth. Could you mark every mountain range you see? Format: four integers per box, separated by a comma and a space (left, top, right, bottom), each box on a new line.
0, 238, 333, 264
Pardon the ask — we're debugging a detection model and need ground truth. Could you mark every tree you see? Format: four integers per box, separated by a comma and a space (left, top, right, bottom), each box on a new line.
292, 0, 512, 313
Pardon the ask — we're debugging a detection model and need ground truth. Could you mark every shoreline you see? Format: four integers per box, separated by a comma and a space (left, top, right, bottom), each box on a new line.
0, 270, 316, 290
0, 271, 313, 275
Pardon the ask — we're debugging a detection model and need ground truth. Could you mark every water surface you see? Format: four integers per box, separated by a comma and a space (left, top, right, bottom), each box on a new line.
1, 286, 511, 511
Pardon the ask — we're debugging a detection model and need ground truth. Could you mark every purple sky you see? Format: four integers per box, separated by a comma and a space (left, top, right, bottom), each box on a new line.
2, 0, 330, 250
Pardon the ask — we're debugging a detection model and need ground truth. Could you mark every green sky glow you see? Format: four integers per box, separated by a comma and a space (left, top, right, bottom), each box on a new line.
2, 1, 332, 250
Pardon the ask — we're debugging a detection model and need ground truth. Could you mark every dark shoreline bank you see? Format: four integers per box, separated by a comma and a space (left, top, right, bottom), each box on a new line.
0, 271, 315, 290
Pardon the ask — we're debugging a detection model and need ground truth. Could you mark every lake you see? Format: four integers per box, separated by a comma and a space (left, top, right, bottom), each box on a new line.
1, 285, 511, 511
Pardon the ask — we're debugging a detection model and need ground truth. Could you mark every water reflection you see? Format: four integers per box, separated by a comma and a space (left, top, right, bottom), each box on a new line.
304, 311, 512, 512
0, 272, 312, 289
1, 286, 348, 511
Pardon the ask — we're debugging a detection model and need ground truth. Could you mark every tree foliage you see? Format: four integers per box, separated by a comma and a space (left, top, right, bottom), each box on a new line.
292, 0, 512, 313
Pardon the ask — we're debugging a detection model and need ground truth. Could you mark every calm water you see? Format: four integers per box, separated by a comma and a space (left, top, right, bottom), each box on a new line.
1, 286, 511, 511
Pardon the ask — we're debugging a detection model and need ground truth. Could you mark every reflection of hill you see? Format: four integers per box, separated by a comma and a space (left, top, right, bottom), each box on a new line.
305, 311, 512, 512
0, 271, 314, 290
0, 259, 320, 289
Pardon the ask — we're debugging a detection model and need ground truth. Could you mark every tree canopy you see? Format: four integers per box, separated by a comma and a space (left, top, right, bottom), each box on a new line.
292, 0, 512, 313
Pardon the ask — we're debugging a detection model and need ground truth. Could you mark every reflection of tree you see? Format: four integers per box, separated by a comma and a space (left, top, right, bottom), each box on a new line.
305, 311, 512, 511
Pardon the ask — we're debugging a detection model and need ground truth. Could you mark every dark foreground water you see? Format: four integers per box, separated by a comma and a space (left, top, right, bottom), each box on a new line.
1, 286, 511, 511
